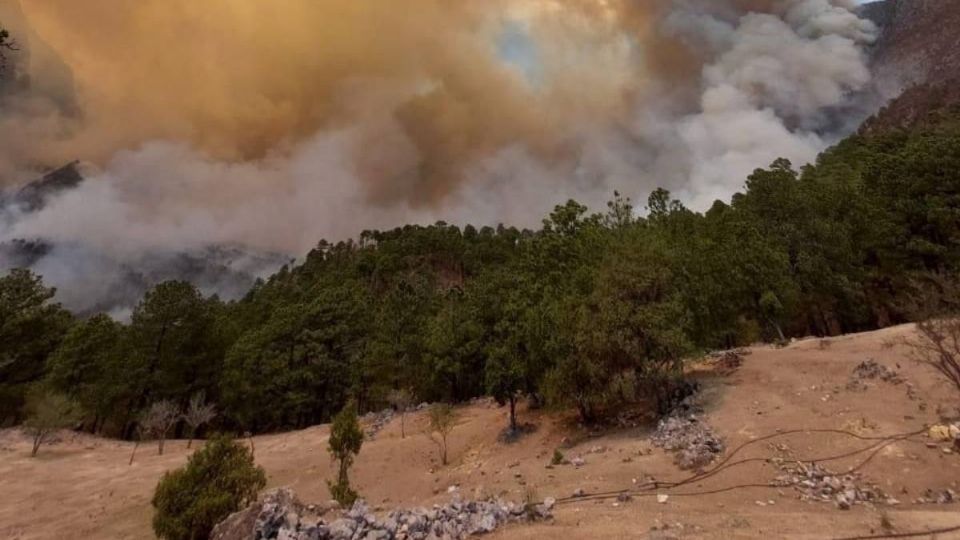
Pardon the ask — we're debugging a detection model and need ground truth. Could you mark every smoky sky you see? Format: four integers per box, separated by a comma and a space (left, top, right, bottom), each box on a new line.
0, 0, 881, 312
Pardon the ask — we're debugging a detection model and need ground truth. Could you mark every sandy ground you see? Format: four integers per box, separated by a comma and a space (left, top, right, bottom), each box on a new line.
1, 324, 959, 540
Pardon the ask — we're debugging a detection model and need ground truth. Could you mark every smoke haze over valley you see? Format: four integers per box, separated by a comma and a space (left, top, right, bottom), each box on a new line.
0, 0, 912, 313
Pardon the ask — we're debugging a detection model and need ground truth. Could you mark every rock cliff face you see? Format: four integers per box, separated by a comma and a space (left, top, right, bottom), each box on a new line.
860, 0, 960, 133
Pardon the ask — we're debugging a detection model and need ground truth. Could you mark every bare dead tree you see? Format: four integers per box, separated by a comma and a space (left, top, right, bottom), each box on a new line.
901, 274, 960, 395
140, 400, 181, 456
907, 318, 960, 393
386, 388, 413, 439
129, 424, 143, 465
183, 392, 217, 449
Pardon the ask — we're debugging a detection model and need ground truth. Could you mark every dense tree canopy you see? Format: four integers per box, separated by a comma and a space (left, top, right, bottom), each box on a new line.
0, 269, 72, 424
2, 109, 960, 433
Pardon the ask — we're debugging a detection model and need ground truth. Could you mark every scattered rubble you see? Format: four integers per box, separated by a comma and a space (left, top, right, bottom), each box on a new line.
773, 461, 890, 509
847, 360, 904, 391
928, 424, 960, 442
212, 488, 552, 540
363, 409, 395, 439
708, 348, 749, 372
615, 407, 658, 429
913, 488, 957, 505
651, 396, 724, 470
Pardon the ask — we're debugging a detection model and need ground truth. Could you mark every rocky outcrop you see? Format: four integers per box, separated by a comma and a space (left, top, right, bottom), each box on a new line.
211, 488, 553, 540
7, 161, 84, 213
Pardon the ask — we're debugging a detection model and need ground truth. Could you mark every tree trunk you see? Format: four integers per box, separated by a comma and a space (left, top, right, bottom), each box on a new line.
576, 397, 592, 425
338, 460, 349, 486
158, 437, 165, 456
129, 439, 140, 465
137, 323, 168, 411
31, 431, 44, 457
771, 320, 786, 342
400, 412, 405, 439
508, 396, 517, 432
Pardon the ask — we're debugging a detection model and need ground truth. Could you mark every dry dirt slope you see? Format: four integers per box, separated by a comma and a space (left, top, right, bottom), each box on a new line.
1, 324, 958, 540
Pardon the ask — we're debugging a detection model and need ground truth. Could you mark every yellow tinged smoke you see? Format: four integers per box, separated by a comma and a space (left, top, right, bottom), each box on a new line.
9, 0, 683, 202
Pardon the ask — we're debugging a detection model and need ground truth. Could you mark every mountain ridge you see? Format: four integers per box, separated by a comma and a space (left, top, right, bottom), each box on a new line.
860, 0, 960, 133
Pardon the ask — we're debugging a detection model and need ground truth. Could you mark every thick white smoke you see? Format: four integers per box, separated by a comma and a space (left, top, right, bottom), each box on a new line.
0, 0, 879, 314
670, 0, 876, 206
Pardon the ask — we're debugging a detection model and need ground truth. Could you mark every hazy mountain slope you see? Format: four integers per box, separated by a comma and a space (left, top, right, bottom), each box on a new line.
0, 166, 291, 316
861, 0, 960, 133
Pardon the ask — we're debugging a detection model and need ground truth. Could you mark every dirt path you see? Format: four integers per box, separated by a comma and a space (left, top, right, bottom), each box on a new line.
1, 324, 958, 539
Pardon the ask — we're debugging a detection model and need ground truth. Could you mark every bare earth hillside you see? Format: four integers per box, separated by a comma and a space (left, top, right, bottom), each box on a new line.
1, 324, 958, 540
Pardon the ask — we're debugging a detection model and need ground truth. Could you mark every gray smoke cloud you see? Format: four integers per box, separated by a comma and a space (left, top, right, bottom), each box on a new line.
0, 0, 880, 314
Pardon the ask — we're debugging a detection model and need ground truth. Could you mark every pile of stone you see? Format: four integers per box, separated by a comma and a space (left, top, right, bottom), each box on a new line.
708, 348, 749, 372
773, 461, 891, 509
651, 398, 724, 470
212, 488, 552, 540
913, 488, 957, 505
847, 360, 904, 390
363, 409, 395, 439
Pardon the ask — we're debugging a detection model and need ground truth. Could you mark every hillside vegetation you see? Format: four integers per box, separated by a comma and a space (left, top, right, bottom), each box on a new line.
2, 325, 959, 539
2, 110, 960, 437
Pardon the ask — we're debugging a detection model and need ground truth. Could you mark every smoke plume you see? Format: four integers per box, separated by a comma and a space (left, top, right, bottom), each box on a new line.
0, 0, 879, 313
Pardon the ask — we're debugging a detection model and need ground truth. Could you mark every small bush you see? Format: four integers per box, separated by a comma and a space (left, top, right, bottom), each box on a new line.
427, 403, 457, 465
152, 435, 265, 540
23, 387, 81, 457
551, 449, 565, 466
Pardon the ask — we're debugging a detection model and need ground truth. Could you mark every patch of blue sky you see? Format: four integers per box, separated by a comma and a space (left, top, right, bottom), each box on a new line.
496, 20, 544, 89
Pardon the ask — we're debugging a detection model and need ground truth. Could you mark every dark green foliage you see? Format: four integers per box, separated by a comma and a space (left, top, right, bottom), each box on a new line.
130, 281, 224, 410
327, 400, 363, 506
0, 269, 72, 425
46, 314, 133, 433
4, 109, 960, 431
151, 435, 265, 540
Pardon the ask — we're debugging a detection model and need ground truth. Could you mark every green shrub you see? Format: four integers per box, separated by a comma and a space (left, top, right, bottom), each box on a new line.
551, 449, 565, 466
151, 435, 266, 540
327, 400, 363, 507
22, 387, 81, 457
